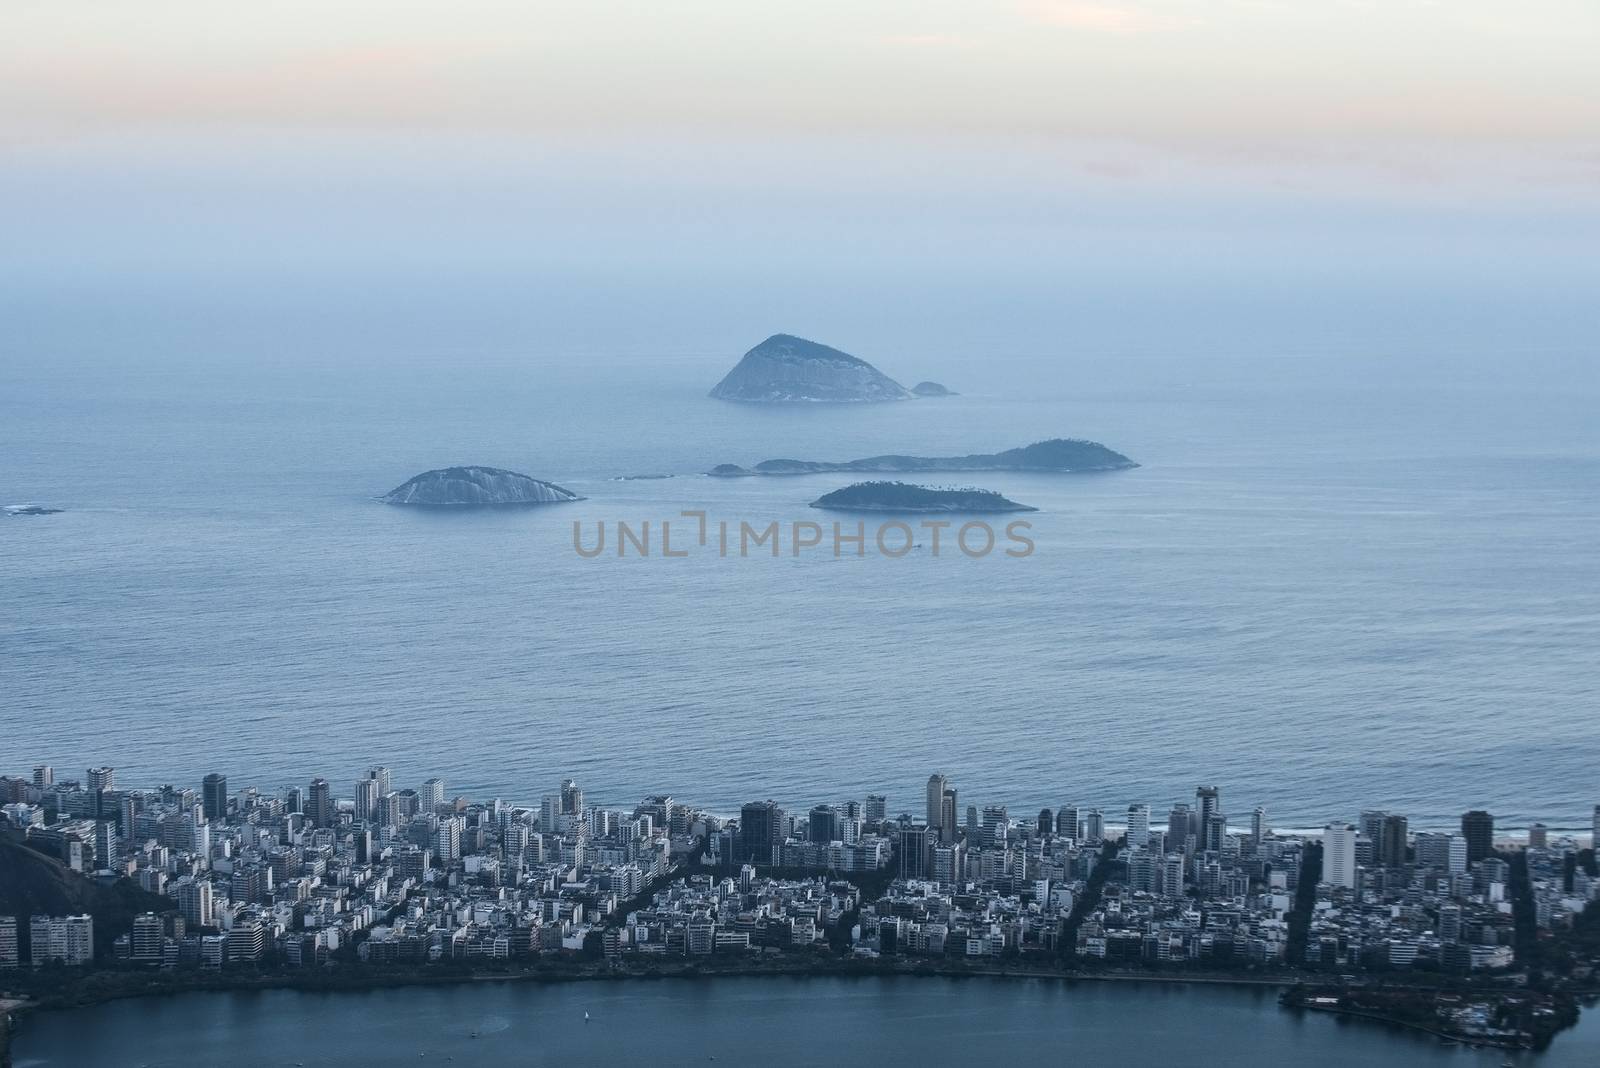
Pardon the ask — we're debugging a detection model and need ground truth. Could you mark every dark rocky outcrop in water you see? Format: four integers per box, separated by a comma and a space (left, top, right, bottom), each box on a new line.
810, 481, 1037, 513
710, 438, 1137, 477
911, 381, 954, 397
381, 466, 583, 507
708, 334, 912, 403
5, 504, 64, 516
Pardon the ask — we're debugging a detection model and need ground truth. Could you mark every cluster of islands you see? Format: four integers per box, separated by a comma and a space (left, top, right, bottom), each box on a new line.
380, 435, 1132, 515
373, 333, 1137, 515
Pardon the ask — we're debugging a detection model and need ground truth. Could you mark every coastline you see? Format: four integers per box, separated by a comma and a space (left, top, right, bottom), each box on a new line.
2, 956, 1497, 1018
18, 960, 1590, 1056
3, 959, 1304, 1022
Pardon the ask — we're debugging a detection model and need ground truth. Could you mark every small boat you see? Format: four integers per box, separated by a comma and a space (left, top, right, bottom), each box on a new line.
584, 1010, 591, 1022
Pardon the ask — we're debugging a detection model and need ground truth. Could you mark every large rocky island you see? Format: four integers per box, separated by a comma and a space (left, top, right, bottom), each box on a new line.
810, 481, 1036, 514
708, 334, 913, 403
710, 437, 1136, 478
380, 466, 583, 507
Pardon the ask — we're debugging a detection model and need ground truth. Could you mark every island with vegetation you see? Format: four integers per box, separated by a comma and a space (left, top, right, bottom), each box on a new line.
809, 482, 1036, 514
708, 334, 915, 403
379, 466, 583, 507
709, 437, 1136, 478
910, 381, 954, 397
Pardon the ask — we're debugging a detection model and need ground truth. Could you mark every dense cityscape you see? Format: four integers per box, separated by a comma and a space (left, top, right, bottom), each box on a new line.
3, 764, 1599, 1052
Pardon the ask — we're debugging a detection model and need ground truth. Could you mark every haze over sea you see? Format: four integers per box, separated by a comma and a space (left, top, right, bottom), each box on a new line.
3, 314, 1597, 830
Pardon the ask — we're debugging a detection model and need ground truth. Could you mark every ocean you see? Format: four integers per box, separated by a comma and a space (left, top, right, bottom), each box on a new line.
3, 344, 1597, 830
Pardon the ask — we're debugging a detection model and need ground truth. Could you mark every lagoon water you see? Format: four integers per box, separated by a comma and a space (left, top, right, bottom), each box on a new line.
2, 345, 1598, 830
11, 977, 1600, 1067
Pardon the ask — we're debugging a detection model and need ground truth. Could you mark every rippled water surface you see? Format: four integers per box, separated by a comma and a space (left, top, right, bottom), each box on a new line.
3, 349, 1597, 828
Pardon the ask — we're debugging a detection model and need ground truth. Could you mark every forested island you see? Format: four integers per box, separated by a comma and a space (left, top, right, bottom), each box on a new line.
709, 438, 1135, 478
380, 466, 583, 507
808, 482, 1036, 514
707, 334, 914, 403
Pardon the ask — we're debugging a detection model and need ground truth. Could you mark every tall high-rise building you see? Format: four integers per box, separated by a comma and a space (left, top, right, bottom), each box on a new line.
1358, 809, 1388, 852
1528, 823, 1549, 849
131, 912, 165, 962
965, 804, 979, 841
1379, 814, 1409, 868
356, 768, 391, 822
1323, 823, 1358, 889
421, 778, 446, 809
1195, 786, 1220, 833
1592, 804, 1599, 850
1414, 832, 1464, 872
1037, 808, 1054, 837
1461, 810, 1494, 863
739, 801, 784, 865
355, 777, 380, 823
93, 820, 118, 869
87, 767, 116, 793
939, 790, 958, 845
864, 794, 887, 823
32, 766, 53, 788
932, 841, 966, 886
308, 778, 333, 829
433, 816, 462, 863
808, 804, 840, 844
925, 775, 948, 830
898, 826, 931, 879
981, 806, 1008, 848
1083, 809, 1105, 842
1250, 806, 1269, 845
176, 877, 215, 928
1059, 805, 1081, 841
0, 915, 18, 968
1126, 804, 1150, 848
1166, 804, 1192, 850
560, 779, 584, 815
1202, 811, 1227, 853
1437, 904, 1463, 943
201, 773, 228, 821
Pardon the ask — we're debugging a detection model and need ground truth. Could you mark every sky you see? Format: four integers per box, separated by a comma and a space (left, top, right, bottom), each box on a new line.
3, 0, 1597, 361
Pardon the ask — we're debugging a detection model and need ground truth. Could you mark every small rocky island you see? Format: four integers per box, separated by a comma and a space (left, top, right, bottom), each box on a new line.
911, 381, 954, 397
709, 334, 913, 403
711, 438, 1136, 478
810, 481, 1036, 514
380, 466, 583, 507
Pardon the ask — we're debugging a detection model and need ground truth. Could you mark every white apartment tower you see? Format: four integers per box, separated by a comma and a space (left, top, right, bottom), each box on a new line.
1323, 823, 1358, 889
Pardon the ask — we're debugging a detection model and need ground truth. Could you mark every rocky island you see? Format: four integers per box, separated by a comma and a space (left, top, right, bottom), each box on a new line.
380, 466, 583, 507
810, 481, 1036, 513
911, 381, 954, 397
710, 437, 1136, 478
708, 334, 913, 403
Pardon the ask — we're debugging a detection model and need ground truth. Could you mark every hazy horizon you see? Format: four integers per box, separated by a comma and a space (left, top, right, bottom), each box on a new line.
4, 2, 1597, 367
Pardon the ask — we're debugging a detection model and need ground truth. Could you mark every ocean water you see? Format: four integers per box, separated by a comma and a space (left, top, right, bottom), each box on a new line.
2, 347, 1597, 829
11, 977, 1600, 1067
